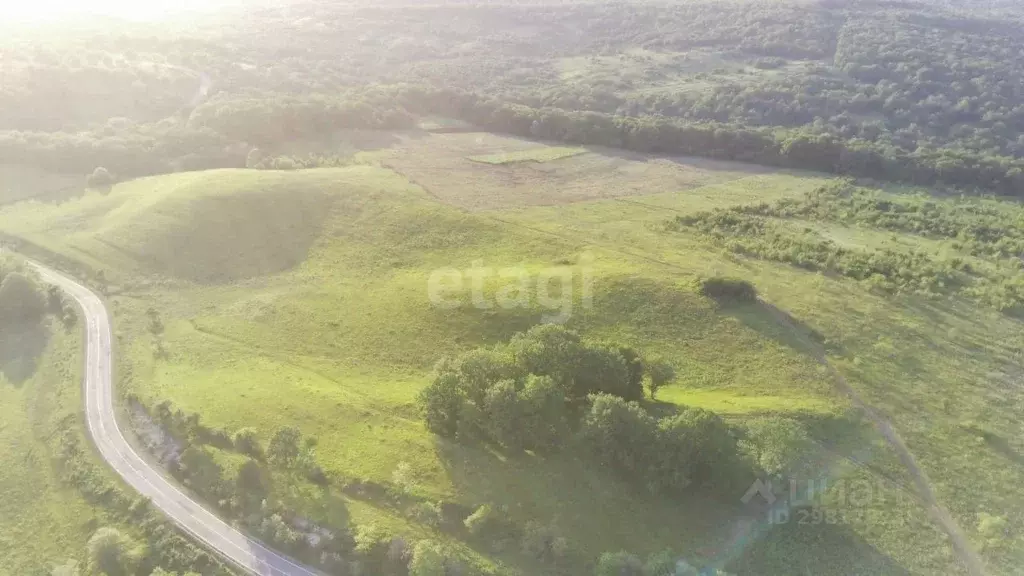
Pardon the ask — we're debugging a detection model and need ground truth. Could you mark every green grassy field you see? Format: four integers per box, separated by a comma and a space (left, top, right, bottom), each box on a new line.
0, 323, 116, 574
1, 132, 1021, 574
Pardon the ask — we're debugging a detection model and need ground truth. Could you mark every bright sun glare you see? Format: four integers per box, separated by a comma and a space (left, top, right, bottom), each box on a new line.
0, 0, 230, 22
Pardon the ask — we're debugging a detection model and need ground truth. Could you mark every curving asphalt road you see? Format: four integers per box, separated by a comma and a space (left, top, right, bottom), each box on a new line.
32, 263, 322, 576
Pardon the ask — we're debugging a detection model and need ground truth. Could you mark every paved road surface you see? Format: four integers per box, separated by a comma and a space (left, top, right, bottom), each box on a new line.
33, 263, 322, 576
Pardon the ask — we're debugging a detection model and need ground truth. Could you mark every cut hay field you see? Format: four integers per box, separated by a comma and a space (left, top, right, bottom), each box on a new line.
1, 131, 1021, 575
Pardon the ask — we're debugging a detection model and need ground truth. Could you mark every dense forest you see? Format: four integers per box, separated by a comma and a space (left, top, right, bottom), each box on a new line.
4, 0, 1024, 195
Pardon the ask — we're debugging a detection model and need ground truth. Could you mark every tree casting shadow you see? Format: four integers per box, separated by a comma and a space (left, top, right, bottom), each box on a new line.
0, 321, 50, 386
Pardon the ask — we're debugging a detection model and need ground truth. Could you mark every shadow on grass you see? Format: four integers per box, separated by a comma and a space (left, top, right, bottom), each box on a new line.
960, 424, 1024, 468
577, 143, 784, 177
724, 516, 912, 576
432, 437, 733, 565
719, 298, 839, 360
901, 294, 1023, 359
985, 436, 1024, 467
0, 320, 50, 386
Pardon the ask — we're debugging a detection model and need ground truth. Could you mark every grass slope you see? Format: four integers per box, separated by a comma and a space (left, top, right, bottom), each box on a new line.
3, 150, 1020, 573
0, 170, 339, 283
499, 183, 1024, 574
0, 325, 105, 573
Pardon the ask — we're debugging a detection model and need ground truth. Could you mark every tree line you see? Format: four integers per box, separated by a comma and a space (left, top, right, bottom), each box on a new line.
394, 86, 1024, 197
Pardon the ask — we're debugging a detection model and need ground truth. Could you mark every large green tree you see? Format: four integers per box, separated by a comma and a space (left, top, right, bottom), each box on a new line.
87, 527, 144, 576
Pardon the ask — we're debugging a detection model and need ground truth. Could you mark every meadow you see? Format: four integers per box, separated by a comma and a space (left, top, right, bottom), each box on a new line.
1, 132, 1021, 574
0, 327, 88, 573
467, 146, 586, 165
0, 318, 148, 574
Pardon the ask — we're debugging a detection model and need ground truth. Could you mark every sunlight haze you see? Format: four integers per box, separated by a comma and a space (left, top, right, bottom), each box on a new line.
0, 0, 240, 21
1, 0, 1022, 574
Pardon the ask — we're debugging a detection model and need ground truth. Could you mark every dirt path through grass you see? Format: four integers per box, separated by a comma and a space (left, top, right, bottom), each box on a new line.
763, 300, 987, 576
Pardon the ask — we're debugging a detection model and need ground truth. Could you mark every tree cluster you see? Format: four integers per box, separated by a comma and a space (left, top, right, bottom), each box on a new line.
579, 394, 746, 496
418, 326, 762, 499
418, 324, 669, 448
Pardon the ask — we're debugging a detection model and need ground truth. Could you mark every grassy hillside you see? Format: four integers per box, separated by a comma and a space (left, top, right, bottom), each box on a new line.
0, 327, 92, 573
1, 136, 1021, 574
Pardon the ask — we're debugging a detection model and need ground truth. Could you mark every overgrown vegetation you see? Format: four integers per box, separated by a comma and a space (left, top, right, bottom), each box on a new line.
673, 182, 1024, 312
136, 397, 490, 575
697, 277, 758, 303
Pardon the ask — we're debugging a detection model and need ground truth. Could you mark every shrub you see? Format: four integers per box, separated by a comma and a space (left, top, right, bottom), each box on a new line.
572, 345, 635, 400
87, 165, 117, 189
177, 446, 225, 497
86, 166, 116, 189
409, 540, 447, 576
739, 416, 815, 479
418, 372, 464, 437
660, 406, 743, 492
258, 514, 304, 553
519, 374, 569, 452
578, 394, 658, 477
977, 512, 1009, 552
699, 276, 758, 303
507, 323, 584, 385
464, 504, 501, 537
235, 459, 270, 502
408, 501, 443, 528
271, 157, 298, 170
643, 550, 677, 576
579, 395, 745, 495
483, 379, 526, 450
643, 357, 676, 399
595, 551, 643, 576
87, 527, 144, 576
392, 461, 416, 493
268, 426, 302, 465
354, 523, 393, 572
521, 521, 566, 561
232, 427, 263, 458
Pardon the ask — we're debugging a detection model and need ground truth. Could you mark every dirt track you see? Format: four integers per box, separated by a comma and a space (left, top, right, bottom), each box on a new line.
763, 300, 986, 576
